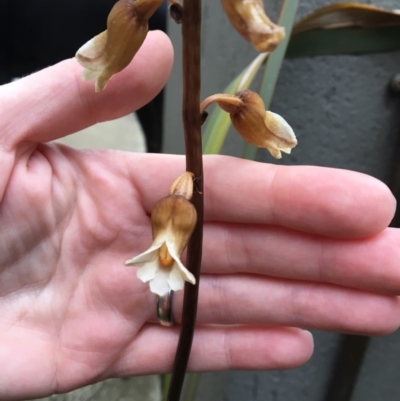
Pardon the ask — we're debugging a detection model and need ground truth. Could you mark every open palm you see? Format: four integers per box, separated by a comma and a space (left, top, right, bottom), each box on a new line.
1, 32, 400, 401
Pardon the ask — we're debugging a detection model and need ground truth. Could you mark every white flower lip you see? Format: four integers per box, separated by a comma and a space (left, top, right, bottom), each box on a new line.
264, 110, 297, 159
125, 183, 197, 296
76, 31, 111, 92
125, 235, 196, 296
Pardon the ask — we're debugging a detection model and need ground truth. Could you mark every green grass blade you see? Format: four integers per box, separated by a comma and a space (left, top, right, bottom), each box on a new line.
292, 3, 400, 34
237, 52, 271, 91
203, 53, 269, 154
182, 373, 201, 401
162, 374, 172, 401
287, 4, 400, 57
202, 75, 241, 154
243, 0, 300, 160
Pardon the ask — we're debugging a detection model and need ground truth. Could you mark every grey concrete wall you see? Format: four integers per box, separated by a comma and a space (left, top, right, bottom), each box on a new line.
164, 1, 400, 400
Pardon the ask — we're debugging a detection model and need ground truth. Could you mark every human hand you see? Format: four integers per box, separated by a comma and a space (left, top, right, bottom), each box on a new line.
0, 31, 399, 401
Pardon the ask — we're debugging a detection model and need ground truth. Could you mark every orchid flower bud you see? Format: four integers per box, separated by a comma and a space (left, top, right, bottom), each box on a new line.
76, 0, 163, 92
125, 173, 197, 296
220, 0, 285, 52
169, 172, 195, 199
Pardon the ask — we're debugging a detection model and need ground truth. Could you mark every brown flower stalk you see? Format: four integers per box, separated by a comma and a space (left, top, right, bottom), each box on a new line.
167, 0, 204, 400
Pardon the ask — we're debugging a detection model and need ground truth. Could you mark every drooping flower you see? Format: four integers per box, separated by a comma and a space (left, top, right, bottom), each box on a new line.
125, 173, 197, 296
233, 90, 297, 158
220, 0, 285, 52
200, 90, 297, 159
76, 0, 163, 92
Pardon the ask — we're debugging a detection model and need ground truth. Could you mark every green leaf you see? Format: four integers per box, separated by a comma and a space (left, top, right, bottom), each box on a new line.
243, 0, 300, 160
162, 374, 171, 401
293, 3, 400, 33
202, 53, 269, 154
182, 373, 201, 401
287, 3, 400, 58
202, 74, 241, 155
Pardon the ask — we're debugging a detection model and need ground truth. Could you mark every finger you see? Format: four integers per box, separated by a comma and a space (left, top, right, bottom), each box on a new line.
129, 154, 395, 238
205, 158, 395, 238
165, 275, 400, 336
0, 31, 173, 148
112, 325, 313, 376
200, 225, 400, 294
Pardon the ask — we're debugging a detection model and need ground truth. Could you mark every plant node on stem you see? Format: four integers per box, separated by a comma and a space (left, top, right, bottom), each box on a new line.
169, 1, 183, 24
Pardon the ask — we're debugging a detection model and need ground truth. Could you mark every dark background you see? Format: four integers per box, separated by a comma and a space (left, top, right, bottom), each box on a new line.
0, 0, 167, 153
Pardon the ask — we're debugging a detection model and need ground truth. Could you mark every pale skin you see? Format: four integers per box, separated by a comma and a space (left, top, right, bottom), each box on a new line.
1, 31, 400, 400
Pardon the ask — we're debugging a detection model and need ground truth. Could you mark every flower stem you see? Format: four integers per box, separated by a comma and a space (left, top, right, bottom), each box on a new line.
167, 0, 203, 400
200, 93, 243, 115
